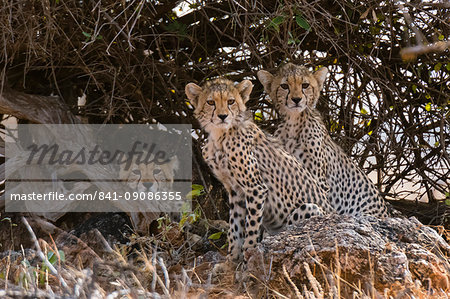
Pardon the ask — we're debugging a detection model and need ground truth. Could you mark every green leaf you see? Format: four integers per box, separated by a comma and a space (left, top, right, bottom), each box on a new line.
82, 31, 91, 38
47, 250, 64, 264
360, 108, 368, 115
179, 215, 188, 228
48, 252, 57, 265
186, 184, 205, 199
446, 63, 450, 71
445, 199, 450, 206
254, 112, 263, 121
268, 16, 285, 32
186, 189, 202, 199
192, 184, 203, 190
57, 250, 65, 263
157, 216, 167, 229
434, 62, 442, 72
438, 34, 444, 41
271, 16, 285, 26
208, 231, 224, 240
287, 31, 300, 45
425, 102, 431, 111
165, 21, 187, 37
412, 84, 417, 93
295, 15, 310, 30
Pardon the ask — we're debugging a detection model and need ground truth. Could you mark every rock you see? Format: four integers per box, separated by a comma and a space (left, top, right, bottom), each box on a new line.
69, 212, 132, 244
246, 214, 450, 297
54, 213, 133, 268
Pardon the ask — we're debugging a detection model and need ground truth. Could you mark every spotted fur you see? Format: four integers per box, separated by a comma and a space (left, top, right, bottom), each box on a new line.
258, 63, 389, 217
186, 78, 334, 262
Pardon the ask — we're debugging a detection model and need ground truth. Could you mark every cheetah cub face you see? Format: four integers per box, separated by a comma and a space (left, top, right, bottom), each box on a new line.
185, 79, 252, 134
257, 63, 328, 116
119, 155, 179, 193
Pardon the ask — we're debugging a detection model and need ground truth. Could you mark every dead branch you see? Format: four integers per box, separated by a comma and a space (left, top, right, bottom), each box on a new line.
400, 40, 450, 61
0, 88, 79, 124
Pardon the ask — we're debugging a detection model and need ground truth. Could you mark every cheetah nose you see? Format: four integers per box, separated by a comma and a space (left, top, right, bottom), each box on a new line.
218, 114, 228, 121
142, 182, 154, 190
292, 97, 302, 105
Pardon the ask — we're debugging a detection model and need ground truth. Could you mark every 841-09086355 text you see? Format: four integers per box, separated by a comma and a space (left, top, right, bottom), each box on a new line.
9, 191, 183, 201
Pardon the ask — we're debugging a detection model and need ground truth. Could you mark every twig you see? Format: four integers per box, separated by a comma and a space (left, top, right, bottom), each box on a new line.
397, 3, 427, 46
282, 264, 303, 299
105, 0, 141, 54
21, 217, 71, 293
303, 262, 323, 299
158, 256, 171, 294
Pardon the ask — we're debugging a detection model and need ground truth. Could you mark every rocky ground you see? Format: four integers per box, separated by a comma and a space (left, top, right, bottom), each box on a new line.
247, 214, 450, 298
0, 213, 449, 298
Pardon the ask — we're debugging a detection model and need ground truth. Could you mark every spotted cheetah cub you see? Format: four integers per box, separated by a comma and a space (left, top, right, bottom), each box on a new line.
185, 78, 334, 262
258, 63, 388, 217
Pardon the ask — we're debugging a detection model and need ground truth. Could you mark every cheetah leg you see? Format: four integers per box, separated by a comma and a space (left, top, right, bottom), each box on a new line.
243, 210, 262, 255
242, 187, 267, 260
287, 203, 324, 225
227, 189, 246, 263
227, 142, 268, 262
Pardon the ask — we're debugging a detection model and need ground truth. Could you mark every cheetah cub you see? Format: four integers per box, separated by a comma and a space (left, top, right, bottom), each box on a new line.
185, 78, 334, 262
258, 63, 389, 218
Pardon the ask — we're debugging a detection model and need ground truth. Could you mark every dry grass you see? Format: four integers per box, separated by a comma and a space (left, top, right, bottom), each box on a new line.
2, 216, 448, 298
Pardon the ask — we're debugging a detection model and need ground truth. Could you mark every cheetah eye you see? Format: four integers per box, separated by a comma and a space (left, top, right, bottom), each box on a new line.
132, 169, 141, 175
153, 169, 161, 175
206, 100, 215, 106
280, 83, 289, 90
302, 83, 310, 89
228, 99, 235, 105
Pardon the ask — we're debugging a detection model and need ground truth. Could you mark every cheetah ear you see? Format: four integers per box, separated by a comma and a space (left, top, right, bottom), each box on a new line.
313, 67, 328, 90
162, 155, 179, 180
185, 83, 203, 107
169, 155, 179, 173
236, 80, 253, 104
257, 70, 274, 93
